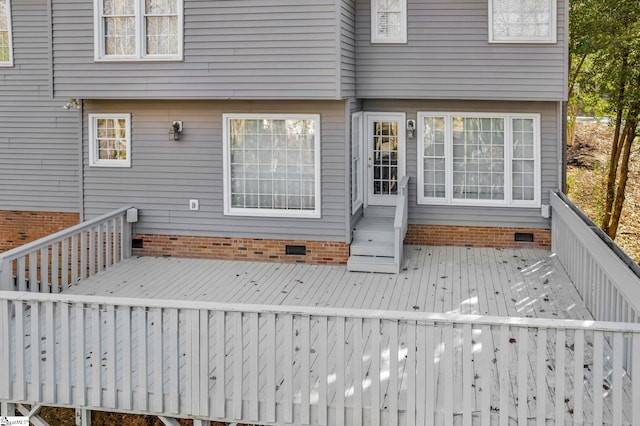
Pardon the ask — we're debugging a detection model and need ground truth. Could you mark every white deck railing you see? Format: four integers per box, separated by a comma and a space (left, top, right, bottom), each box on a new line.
550, 191, 640, 325
0, 207, 134, 293
393, 176, 410, 273
1, 291, 639, 425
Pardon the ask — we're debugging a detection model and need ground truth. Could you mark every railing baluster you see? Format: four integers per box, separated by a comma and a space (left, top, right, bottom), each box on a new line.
137, 306, 148, 411
75, 303, 86, 406
266, 313, 276, 423
317, 316, 328, 426
215, 310, 226, 418
97, 224, 104, 273
480, 324, 491, 425
17, 257, 26, 291
31, 301, 41, 401
122, 306, 132, 410
536, 328, 547, 426
389, 320, 398, 426
15, 302, 25, 401
71, 234, 78, 285
80, 230, 87, 279
443, 323, 454, 426
633, 333, 640, 425
232, 311, 242, 420
283, 313, 293, 423
592, 331, 604, 425
29, 251, 38, 292
336, 316, 345, 426
249, 312, 259, 422
353, 317, 363, 426
371, 318, 380, 426
168, 308, 179, 414
424, 322, 435, 426
106, 305, 116, 408
51, 243, 59, 292
554, 328, 565, 425
153, 307, 163, 413
105, 220, 111, 269
300, 315, 310, 425
406, 321, 416, 426
45, 301, 56, 402
498, 324, 509, 426
0, 300, 10, 400
573, 329, 584, 425
612, 332, 623, 426
91, 304, 101, 407
198, 309, 209, 417
61, 238, 69, 288
517, 326, 528, 425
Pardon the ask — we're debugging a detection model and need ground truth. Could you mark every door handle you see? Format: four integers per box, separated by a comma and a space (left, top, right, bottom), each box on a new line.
368, 157, 372, 168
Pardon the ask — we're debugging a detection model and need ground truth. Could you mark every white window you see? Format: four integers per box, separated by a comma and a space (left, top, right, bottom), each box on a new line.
351, 112, 364, 214
223, 114, 321, 218
94, 0, 183, 61
489, 0, 556, 43
417, 112, 540, 207
88, 114, 132, 167
371, 0, 407, 43
0, 0, 13, 66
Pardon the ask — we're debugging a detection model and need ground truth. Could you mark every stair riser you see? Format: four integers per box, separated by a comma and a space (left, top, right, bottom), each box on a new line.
353, 230, 394, 241
350, 245, 394, 257
347, 259, 398, 274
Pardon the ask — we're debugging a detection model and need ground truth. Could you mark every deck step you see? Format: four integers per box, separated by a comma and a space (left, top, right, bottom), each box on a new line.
350, 235, 395, 257
347, 255, 397, 274
362, 206, 394, 218
352, 216, 394, 240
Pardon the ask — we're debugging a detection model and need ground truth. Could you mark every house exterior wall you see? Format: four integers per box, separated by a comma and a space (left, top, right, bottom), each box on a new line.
0, 211, 79, 253
359, 99, 560, 229
0, 0, 80, 213
82, 100, 350, 244
355, 0, 568, 101
51, 0, 352, 100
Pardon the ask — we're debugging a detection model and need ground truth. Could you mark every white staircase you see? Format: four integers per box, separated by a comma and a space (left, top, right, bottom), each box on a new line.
347, 207, 398, 273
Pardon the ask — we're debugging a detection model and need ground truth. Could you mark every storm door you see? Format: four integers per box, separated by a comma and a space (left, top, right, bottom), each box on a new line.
365, 113, 406, 206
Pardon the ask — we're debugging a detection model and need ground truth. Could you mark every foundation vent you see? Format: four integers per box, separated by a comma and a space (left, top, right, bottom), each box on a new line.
286, 245, 307, 255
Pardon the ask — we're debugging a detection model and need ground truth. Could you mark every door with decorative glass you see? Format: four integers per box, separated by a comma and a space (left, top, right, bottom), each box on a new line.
364, 113, 406, 206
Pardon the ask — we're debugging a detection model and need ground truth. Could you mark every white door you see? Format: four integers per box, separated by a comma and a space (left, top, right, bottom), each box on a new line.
365, 112, 406, 206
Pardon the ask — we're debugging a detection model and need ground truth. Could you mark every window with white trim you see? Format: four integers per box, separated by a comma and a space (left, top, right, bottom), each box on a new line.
223, 114, 321, 218
417, 113, 540, 207
371, 0, 407, 43
489, 0, 556, 43
0, 0, 13, 66
94, 0, 183, 61
351, 112, 364, 214
88, 114, 131, 167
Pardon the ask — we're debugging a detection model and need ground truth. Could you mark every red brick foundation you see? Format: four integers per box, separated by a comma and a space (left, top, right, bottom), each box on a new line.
0, 211, 80, 253
405, 224, 551, 249
132, 234, 350, 265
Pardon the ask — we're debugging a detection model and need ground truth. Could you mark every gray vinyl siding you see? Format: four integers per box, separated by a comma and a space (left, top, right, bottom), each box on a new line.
0, 0, 79, 212
356, 0, 567, 101
340, 0, 356, 98
361, 99, 560, 228
82, 100, 349, 242
52, 0, 345, 100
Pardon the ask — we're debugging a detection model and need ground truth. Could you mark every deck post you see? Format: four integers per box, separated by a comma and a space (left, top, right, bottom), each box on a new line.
75, 408, 91, 426
0, 402, 15, 416
0, 258, 12, 291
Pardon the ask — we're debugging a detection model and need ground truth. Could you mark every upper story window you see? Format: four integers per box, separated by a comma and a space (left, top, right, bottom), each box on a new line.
489, 0, 556, 43
371, 0, 407, 44
89, 114, 132, 167
0, 0, 13, 66
417, 112, 541, 208
223, 114, 321, 219
94, 0, 183, 61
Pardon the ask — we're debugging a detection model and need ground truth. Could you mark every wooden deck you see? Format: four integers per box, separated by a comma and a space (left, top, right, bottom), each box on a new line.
3, 246, 638, 425
63, 246, 589, 321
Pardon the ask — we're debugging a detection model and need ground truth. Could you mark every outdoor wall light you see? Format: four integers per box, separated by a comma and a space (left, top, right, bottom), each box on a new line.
63, 98, 81, 110
406, 119, 416, 139
169, 121, 183, 141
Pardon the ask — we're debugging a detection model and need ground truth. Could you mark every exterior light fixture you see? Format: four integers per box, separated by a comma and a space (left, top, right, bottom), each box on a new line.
63, 98, 81, 110
169, 121, 183, 141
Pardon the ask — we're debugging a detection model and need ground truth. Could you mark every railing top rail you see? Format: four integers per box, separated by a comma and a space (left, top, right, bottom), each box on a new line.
552, 190, 640, 279
394, 176, 410, 229
0, 207, 133, 263
2, 290, 640, 333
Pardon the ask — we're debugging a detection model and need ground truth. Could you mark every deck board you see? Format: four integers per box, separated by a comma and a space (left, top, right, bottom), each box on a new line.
17, 245, 632, 424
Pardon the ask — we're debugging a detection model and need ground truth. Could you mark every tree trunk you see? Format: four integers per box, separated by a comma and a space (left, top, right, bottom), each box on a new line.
607, 119, 638, 239
601, 55, 630, 233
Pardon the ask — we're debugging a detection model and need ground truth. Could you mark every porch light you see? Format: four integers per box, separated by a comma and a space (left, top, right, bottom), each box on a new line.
169, 121, 183, 141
